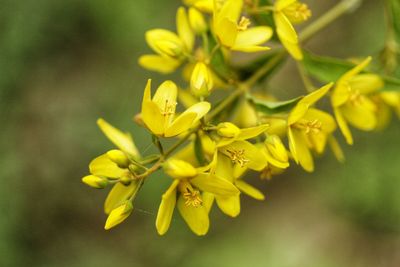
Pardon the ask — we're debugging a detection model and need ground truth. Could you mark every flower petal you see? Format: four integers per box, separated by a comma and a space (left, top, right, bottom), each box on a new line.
142, 100, 165, 135
334, 107, 353, 145
215, 194, 241, 217
153, 80, 178, 113
177, 195, 209, 235
97, 118, 139, 157
234, 26, 273, 48
89, 154, 126, 179
237, 124, 270, 140
177, 7, 195, 51
288, 128, 314, 172
191, 173, 240, 196
104, 180, 140, 214
341, 101, 377, 131
104, 201, 133, 230
235, 180, 265, 200
164, 112, 197, 137
138, 55, 181, 74
156, 180, 179, 235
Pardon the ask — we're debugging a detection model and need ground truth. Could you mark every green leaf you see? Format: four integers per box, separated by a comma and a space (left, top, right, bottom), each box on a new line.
303, 51, 400, 91
302, 51, 355, 83
389, 0, 400, 43
247, 94, 303, 115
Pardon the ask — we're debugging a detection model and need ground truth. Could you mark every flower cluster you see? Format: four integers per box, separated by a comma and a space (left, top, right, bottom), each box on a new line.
82, 0, 400, 235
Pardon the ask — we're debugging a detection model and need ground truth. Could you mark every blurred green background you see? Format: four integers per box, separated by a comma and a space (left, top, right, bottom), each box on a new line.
1, 0, 399, 266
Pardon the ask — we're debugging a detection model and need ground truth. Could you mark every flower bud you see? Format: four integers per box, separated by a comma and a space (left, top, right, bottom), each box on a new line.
120, 173, 133, 185
265, 135, 288, 163
164, 159, 197, 179
188, 8, 207, 34
190, 62, 213, 97
146, 29, 184, 58
82, 175, 108, 189
104, 201, 133, 230
107, 149, 130, 168
217, 122, 241, 138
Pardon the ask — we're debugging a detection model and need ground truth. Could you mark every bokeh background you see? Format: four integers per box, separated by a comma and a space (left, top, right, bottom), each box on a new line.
1, 0, 399, 266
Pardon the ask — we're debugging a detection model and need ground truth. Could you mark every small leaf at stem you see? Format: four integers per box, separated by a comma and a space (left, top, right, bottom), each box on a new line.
247, 94, 303, 115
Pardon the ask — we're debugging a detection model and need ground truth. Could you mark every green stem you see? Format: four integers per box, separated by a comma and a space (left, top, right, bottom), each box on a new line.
299, 0, 363, 43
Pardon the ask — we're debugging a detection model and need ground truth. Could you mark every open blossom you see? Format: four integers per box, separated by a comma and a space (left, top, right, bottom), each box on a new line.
156, 158, 239, 235
141, 79, 211, 137
331, 57, 384, 145
288, 83, 336, 172
213, 0, 273, 52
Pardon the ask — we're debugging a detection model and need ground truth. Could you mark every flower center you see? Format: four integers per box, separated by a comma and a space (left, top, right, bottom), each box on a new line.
349, 90, 364, 106
283, 2, 311, 24
226, 149, 249, 167
183, 189, 203, 207
161, 99, 177, 117
296, 119, 322, 134
237, 16, 251, 31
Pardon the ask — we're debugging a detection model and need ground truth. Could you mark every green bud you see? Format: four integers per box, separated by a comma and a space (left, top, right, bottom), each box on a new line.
120, 173, 133, 185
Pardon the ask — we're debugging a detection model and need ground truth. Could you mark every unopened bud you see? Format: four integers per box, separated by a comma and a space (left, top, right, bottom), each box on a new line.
164, 159, 197, 179
104, 201, 133, 230
107, 149, 130, 168
120, 173, 133, 185
190, 62, 213, 97
82, 175, 108, 189
217, 122, 241, 138
146, 29, 184, 58
189, 8, 207, 34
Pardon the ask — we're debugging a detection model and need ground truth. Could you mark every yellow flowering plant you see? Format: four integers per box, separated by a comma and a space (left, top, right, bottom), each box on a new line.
81, 0, 400, 235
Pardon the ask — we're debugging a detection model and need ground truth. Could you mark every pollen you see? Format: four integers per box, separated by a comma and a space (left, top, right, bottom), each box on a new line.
183, 189, 203, 207
226, 149, 250, 167
283, 2, 312, 24
296, 119, 322, 134
161, 99, 177, 116
237, 16, 251, 31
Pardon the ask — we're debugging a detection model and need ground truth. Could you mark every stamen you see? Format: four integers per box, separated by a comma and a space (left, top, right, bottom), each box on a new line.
183, 188, 203, 207
237, 16, 251, 31
160, 99, 177, 116
349, 90, 364, 106
226, 149, 250, 167
283, 2, 312, 24
296, 119, 322, 134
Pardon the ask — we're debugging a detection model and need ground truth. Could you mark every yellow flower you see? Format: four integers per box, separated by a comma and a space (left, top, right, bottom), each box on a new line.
141, 79, 211, 137
190, 62, 214, 97
139, 7, 195, 73
274, 0, 311, 60
82, 175, 108, 189
331, 57, 384, 144
209, 153, 266, 217
213, 0, 273, 52
287, 83, 336, 172
156, 158, 239, 235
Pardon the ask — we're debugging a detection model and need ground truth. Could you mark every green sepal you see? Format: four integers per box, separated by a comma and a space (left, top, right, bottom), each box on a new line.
247, 93, 303, 115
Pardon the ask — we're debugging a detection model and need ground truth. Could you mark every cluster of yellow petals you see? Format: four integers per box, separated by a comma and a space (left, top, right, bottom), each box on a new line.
81, 0, 400, 236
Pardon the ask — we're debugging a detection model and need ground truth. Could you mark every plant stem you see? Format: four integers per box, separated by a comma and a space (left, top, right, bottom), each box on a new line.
299, 0, 363, 43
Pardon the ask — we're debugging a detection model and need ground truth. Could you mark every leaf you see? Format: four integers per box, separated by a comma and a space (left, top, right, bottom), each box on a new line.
247, 94, 303, 115
389, 0, 400, 43
303, 51, 400, 91
302, 51, 355, 82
